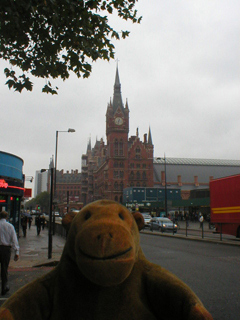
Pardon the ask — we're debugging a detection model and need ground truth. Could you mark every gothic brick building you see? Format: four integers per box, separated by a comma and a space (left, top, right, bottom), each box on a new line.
81, 67, 154, 205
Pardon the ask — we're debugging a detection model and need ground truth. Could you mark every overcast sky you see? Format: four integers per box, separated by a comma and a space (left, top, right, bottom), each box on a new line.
1, 0, 240, 194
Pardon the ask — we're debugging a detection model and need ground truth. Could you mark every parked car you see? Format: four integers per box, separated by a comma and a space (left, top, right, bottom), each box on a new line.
141, 212, 152, 227
149, 217, 178, 233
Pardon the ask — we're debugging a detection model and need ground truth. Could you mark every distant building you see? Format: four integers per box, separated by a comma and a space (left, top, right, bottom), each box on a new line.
34, 170, 48, 197
42, 68, 240, 210
153, 157, 240, 199
80, 67, 154, 205
46, 157, 82, 214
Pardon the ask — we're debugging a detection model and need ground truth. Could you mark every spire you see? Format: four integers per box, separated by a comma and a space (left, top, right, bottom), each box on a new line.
148, 127, 153, 145
125, 98, 129, 110
87, 136, 91, 153
112, 66, 124, 114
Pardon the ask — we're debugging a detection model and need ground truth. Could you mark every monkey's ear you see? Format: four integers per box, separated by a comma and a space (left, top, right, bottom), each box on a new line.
132, 212, 145, 231
62, 212, 78, 231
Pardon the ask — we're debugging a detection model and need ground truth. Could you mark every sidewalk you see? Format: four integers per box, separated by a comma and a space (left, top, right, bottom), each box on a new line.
10, 223, 66, 269
0, 224, 66, 305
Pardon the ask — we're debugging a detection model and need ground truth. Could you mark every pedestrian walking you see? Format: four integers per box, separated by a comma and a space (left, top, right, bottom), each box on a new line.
35, 215, 41, 235
21, 215, 28, 237
0, 210, 19, 296
28, 216, 32, 229
199, 213, 204, 228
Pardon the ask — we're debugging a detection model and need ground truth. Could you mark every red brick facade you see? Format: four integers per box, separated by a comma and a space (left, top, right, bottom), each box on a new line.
81, 67, 154, 205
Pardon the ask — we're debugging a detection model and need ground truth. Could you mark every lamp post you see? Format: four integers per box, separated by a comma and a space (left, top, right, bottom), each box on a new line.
41, 168, 53, 259
164, 154, 167, 217
54, 128, 76, 195
53, 128, 75, 234
157, 155, 167, 216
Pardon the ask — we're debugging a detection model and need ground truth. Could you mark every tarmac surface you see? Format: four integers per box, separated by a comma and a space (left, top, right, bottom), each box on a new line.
0, 220, 239, 306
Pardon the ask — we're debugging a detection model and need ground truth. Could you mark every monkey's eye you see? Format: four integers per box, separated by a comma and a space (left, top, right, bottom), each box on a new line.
119, 213, 124, 220
84, 211, 91, 220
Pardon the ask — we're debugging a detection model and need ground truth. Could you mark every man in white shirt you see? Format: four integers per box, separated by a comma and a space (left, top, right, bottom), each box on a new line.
0, 210, 19, 295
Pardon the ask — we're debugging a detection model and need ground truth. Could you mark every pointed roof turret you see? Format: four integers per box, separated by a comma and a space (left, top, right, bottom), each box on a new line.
148, 127, 153, 145
87, 137, 91, 153
125, 98, 129, 110
112, 66, 124, 114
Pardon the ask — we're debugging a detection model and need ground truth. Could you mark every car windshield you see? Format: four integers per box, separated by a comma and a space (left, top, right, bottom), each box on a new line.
157, 218, 172, 222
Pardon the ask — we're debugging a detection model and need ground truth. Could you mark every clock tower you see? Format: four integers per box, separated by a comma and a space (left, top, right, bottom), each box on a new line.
106, 67, 129, 201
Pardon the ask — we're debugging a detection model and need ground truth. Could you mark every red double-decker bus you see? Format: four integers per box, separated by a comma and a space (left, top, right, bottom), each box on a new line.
210, 174, 240, 238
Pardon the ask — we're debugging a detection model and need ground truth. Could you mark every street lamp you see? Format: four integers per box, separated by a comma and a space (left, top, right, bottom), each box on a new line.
41, 168, 53, 259
157, 155, 167, 216
53, 128, 75, 234
54, 128, 76, 195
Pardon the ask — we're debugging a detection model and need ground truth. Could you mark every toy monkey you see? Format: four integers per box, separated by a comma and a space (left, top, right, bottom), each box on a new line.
0, 200, 213, 320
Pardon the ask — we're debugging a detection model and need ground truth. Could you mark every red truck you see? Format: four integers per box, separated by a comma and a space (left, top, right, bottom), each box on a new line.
210, 174, 240, 238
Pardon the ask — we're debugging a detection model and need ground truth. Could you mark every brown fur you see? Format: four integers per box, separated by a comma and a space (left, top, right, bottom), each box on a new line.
0, 200, 213, 320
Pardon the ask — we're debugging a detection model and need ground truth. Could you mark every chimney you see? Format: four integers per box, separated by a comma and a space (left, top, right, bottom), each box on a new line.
144, 134, 147, 143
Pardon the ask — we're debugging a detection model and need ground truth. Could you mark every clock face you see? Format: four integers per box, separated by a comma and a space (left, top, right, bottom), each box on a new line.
115, 117, 123, 125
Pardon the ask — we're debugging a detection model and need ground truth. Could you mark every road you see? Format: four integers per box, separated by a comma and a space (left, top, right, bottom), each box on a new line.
140, 233, 240, 320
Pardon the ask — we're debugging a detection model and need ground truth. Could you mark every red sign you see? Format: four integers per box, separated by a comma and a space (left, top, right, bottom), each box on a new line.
24, 188, 32, 198
0, 179, 8, 188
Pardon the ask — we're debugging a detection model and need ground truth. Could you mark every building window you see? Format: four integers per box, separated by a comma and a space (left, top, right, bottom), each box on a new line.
120, 181, 123, 190
142, 163, 146, 168
119, 162, 124, 168
142, 171, 146, 179
115, 195, 118, 202
130, 163, 134, 168
114, 182, 118, 190
136, 164, 140, 168
114, 171, 119, 178
120, 171, 124, 178
114, 139, 118, 156
136, 171, 140, 180
130, 171, 134, 179
135, 147, 141, 159
105, 183, 108, 190
114, 161, 118, 168
119, 139, 123, 156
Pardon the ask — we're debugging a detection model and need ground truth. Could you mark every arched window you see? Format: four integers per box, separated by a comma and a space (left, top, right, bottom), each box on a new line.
136, 171, 141, 180
120, 181, 123, 190
119, 139, 123, 156
114, 139, 118, 156
135, 147, 141, 159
